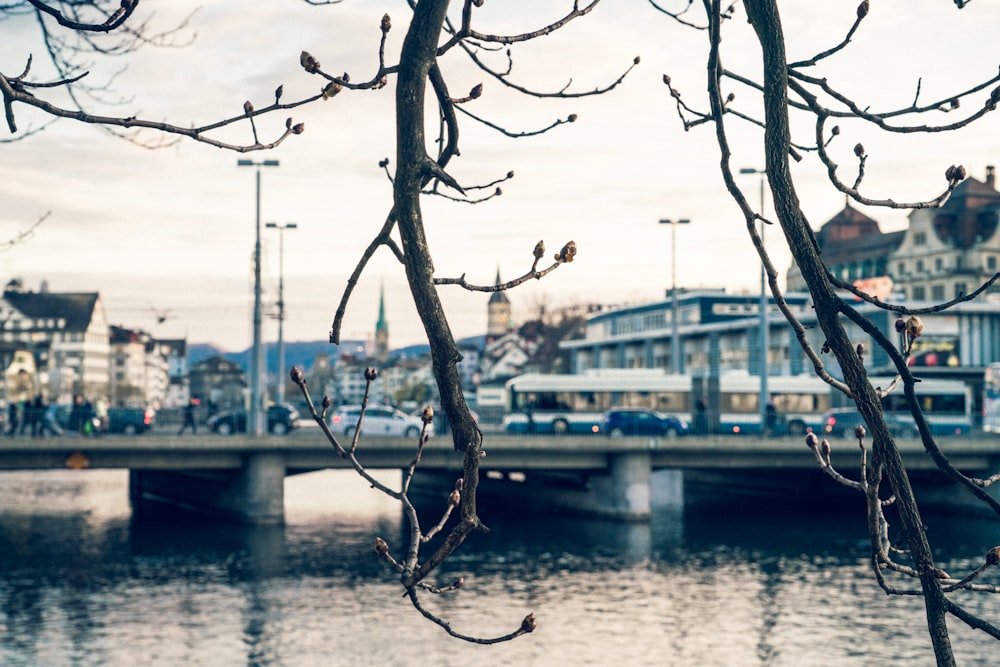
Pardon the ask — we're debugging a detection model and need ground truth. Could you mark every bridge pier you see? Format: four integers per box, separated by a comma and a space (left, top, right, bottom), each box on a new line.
412, 451, 654, 521
129, 452, 286, 525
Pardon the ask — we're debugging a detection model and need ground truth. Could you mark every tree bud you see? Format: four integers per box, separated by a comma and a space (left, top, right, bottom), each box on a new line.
857, 0, 869, 18
322, 395, 331, 410
322, 82, 342, 100
567, 114, 578, 122
470, 83, 483, 99
895, 318, 906, 333
243, 101, 254, 116
274, 84, 284, 101
905, 316, 924, 339
290, 366, 304, 384
365, 367, 378, 381
381, 13, 391, 32
374, 537, 389, 556
291, 123, 305, 134
300, 50, 320, 73
854, 424, 866, 439
805, 432, 818, 449
521, 613, 537, 633
422, 405, 434, 424
986, 546, 1000, 566
854, 143, 865, 157
533, 240, 545, 259
821, 439, 831, 458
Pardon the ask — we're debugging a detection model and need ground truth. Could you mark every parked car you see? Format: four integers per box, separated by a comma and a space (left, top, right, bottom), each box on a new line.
106, 406, 155, 434
821, 407, 919, 439
329, 405, 431, 438
602, 408, 689, 438
207, 403, 300, 435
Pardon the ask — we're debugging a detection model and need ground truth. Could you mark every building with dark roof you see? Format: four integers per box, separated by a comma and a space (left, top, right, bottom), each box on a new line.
893, 166, 1000, 302
787, 165, 1000, 302
1, 282, 110, 401
786, 203, 905, 291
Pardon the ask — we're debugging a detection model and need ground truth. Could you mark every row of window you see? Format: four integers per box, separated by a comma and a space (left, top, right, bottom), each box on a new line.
897, 254, 997, 275
833, 254, 998, 284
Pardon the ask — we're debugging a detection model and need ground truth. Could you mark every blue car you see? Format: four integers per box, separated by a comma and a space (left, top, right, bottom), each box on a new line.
602, 408, 689, 438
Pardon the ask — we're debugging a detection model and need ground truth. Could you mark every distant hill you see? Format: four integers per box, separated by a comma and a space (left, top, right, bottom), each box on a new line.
188, 340, 355, 375
188, 334, 485, 374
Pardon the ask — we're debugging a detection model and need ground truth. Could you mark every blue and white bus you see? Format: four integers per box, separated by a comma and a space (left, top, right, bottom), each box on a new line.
857, 376, 973, 436
984, 363, 1000, 434
503, 370, 691, 435
502, 370, 831, 436
713, 372, 830, 436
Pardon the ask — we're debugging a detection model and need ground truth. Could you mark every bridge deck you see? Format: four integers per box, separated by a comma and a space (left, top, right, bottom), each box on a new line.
1, 428, 998, 473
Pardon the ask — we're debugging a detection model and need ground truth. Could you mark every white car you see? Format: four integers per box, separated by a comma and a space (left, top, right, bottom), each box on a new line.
328, 405, 432, 438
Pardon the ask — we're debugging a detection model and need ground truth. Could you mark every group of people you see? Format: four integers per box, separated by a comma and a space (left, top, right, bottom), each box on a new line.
5, 394, 104, 438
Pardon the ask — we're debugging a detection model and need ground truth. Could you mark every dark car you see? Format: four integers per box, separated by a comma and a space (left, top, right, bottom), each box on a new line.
106, 406, 155, 434
602, 408, 689, 438
821, 407, 919, 439
207, 403, 300, 435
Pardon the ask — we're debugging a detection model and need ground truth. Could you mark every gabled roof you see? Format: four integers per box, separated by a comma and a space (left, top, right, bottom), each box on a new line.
814, 204, 904, 265
3, 290, 100, 332
931, 172, 1000, 248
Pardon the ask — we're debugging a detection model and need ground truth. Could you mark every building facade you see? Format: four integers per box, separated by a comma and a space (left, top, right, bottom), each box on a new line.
787, 165, 1000, 302
1, 282, 111, 403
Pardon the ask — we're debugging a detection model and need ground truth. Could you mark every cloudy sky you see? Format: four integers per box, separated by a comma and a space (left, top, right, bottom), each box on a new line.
1, 0, 998, 351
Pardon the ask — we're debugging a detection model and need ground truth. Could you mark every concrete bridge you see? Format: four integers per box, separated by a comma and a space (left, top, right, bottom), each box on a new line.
2, 428, 998, 523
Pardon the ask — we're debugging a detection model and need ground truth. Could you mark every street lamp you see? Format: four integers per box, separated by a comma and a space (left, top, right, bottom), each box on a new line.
658, 218, 690, 374
265, 221, 297, 405
237, 158, 280, 436
740, 167, 769, 436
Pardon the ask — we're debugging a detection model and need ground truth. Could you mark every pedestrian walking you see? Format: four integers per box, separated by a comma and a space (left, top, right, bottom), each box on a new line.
178, 398, 199, 435
39, 402, 63, 437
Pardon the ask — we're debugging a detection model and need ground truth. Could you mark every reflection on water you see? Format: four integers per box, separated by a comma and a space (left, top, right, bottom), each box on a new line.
0, 469, 997, 666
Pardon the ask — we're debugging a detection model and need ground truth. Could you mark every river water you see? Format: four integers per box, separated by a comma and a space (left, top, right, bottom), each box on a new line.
0, 468, 998, 666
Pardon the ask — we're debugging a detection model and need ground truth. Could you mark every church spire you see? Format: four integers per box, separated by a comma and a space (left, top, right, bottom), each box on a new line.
486, 267, 513, 342
374, 281, 389, 361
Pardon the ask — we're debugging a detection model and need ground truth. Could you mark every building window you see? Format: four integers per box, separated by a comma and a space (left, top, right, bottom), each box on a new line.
934, 257, 943, 271
916, 259, 924, 273
914, 232, 927, 246
931, 285, 945, 301
955, 283, 967, 298
912, 286, 926, 300
896, 262, 906, 275
988, 255, 997, 270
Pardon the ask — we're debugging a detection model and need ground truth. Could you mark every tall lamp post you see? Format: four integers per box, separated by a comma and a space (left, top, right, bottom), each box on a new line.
265, 221, 297, 405
659, 218, 690, 374
237, 158, 279, 436
739, 167, 769, 436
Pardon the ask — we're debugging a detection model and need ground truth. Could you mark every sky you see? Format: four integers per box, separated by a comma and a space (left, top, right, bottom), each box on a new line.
1, 0, 999, 352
